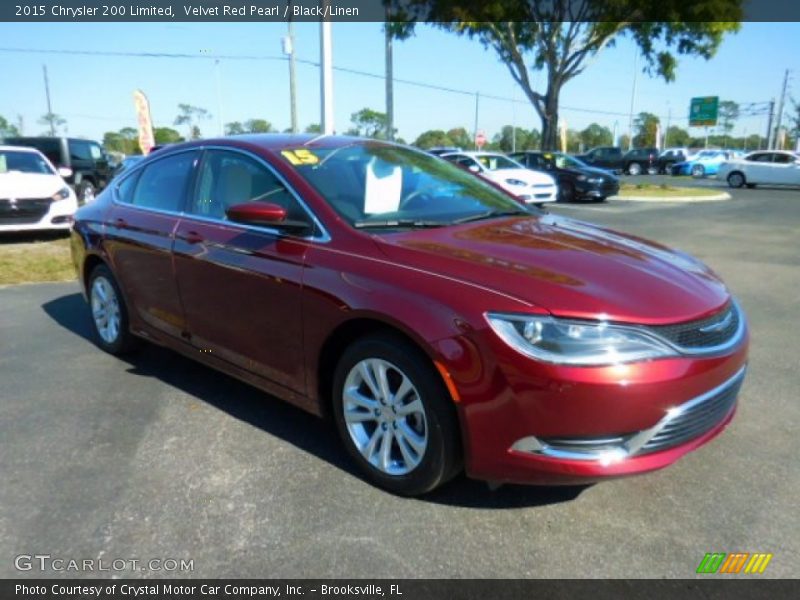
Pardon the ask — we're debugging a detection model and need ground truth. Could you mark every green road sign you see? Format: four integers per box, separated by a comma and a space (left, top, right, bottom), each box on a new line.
690, 96, 719, 127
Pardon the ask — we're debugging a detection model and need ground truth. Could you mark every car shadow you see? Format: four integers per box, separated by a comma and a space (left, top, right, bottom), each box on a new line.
0, 230, 70, 244
42, 292, 587, 509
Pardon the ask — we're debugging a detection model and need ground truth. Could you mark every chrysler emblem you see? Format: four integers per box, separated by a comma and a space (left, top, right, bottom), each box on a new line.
699, 312, 733, 333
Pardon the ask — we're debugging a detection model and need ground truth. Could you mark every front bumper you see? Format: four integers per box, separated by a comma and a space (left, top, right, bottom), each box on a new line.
0, 197, 78, 232
435, 325, 749, 485
517, 185, 558, 204
577, 181, 619, 199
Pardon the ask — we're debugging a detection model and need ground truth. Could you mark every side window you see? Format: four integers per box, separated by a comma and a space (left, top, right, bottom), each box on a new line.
772, 153, 792, 164
89, 143, 103, 161
747, 153, 770, 162
70, 141, 92, 162
115, 171, 140, 204
131, 151, 198, 212
188, 150, 305, 223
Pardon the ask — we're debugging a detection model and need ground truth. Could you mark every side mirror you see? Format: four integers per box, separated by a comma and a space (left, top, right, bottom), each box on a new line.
58, 167, 73, 179
225, 202, 310, 234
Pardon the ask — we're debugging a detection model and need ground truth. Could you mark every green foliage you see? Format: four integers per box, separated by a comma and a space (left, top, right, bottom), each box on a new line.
153, 127, 184, 145
413, 129, 454, 149
103, 128, 140, 155
305, 123, 322, 134
492, 125, 541, 151
226, 119, 273, 135
633, 112, 660, 147
717, 100, 740, 135
0, 115, 20, 138
387, 0, 742, 150
349, 108, 396, 139
579, 123, 613, 149
665, 125, 690, 147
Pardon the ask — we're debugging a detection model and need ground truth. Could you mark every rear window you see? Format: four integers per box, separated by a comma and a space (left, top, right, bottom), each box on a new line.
5, 138, 63, 166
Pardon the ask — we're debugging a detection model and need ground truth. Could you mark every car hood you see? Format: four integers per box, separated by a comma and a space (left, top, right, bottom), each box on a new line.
485, 169, 555, 185
375, 214, 729, 324
561, 166, 618, 180
0, 172, 65, 199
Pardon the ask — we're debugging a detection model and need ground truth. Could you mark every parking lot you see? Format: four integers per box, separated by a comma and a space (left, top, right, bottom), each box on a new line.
0, 179, 797, 579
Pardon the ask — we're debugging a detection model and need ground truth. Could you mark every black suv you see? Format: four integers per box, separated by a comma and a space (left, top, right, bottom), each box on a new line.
3, 137, 112, 203
622, 147, 660, 175
575, 146, 625, 173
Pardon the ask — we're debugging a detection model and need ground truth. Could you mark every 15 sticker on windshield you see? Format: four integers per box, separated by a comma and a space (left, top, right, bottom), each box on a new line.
281, 149, 319, 166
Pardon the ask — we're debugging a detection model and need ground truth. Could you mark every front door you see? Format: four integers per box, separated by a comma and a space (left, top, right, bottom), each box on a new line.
172, 148, 313, 394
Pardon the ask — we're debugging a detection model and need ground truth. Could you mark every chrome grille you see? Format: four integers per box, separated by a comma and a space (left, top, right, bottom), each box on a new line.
647, 302, 741, 351
638, 369, 744, 454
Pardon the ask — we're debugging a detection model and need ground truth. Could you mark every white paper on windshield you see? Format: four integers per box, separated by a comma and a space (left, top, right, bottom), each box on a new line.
364, 158, 403, 215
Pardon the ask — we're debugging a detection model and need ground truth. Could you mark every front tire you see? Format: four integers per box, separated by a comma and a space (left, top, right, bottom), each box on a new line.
559, 181, 576, 203
88, 265, 138, 355
627, 162, 642, 176
332, 334, 461, 496
691, 164, 706, 178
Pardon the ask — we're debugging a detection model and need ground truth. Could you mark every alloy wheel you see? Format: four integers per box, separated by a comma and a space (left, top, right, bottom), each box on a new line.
91, 276, 121, 344
342, 358, 428, 476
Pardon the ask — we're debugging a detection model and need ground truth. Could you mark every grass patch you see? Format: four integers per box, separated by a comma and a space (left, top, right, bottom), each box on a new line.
0, 234, 76, 285
617, 182, 721, 198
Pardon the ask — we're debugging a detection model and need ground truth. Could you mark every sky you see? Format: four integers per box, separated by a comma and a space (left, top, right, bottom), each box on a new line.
0, 21, 798, 145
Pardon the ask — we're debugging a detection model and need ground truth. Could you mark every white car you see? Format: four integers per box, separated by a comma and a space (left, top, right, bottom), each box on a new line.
717, 150, 800, 188
441, 151, 558, 204
0, 145, 78, 232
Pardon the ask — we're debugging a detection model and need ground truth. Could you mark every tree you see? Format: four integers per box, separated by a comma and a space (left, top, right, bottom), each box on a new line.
225, 121, 245, 135
413, 129, 453, 149
633, 112, 660, 147
103, 127, 139, 155
788, 98, 800, 150
304, 123, 322, 134
717, 100, 739, 148
618, 133, 631, 150
174, 104, 211, 140
493, 125, 540, 152
349, 108, 395, 139
387, 1, 742, 150
579, 123, 613, 149
446, 127, 472, 149
244, 119, 273, 133
0, 115, 20, 138
664, 125, 690, 147
38, 112, 66, 136
153, 127, 184, 144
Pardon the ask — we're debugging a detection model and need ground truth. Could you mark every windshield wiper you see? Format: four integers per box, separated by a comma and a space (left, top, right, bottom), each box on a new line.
353, 218, 446, 229
452, 209, 532, 224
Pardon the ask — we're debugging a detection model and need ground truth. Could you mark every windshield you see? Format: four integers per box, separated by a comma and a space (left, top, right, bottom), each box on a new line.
281, 144, 531, 229
551, 153, 587, 169
475, 154, 523, 170
0, 150, 55, 175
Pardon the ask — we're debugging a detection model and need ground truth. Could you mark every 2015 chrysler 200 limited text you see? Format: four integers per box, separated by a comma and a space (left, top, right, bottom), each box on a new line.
70, 135, 748, 495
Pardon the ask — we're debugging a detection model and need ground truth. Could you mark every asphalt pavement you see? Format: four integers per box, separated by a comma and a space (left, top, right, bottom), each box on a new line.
1, 180, 798, 578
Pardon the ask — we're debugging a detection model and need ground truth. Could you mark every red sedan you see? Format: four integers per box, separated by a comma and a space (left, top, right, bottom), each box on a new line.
70, 135, 748, 495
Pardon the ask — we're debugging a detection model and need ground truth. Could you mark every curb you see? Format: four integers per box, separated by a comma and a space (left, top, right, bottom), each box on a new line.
608, 191, 731, 203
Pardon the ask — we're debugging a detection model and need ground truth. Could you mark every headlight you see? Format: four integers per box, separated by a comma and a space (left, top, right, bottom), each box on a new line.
576, 175, 587, 182
486, 313, 676, 365
51, 186, 71, 201
505, 178, 527, 187
588, 177, 603, 184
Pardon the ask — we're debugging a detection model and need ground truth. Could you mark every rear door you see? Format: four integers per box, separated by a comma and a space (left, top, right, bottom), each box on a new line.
770, 152, 799, 184
104, 149, 199, 340
745, 152, 776, 183
172, 148, 316, 393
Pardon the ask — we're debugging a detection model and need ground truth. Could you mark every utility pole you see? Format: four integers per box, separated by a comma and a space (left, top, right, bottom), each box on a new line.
320, 12, 334, 134
384, 17, 394, 141
765, 99, 775, 150
627, 52, 638, 150
664, 105, 671, 148
284, 9, 298, 134
473, 92, 480, 149
772, 69, 790, 150
42, 64, 55, 136
214, 59, 224, 136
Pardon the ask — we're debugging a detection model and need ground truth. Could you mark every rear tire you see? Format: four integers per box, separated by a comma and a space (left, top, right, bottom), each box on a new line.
332, 334, 461, 496
627, 162, 642, 176
727, 172, 746, 188
691, 165, 706, 178
78, 180, 96, 205
87, 265, 138, 355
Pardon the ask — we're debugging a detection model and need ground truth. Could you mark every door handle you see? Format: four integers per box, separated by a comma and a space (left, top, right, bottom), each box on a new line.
181, 231, 204, 245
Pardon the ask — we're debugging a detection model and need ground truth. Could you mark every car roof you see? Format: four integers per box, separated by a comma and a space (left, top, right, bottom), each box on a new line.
442, 151, 504, 158
0, 145, 45, 154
